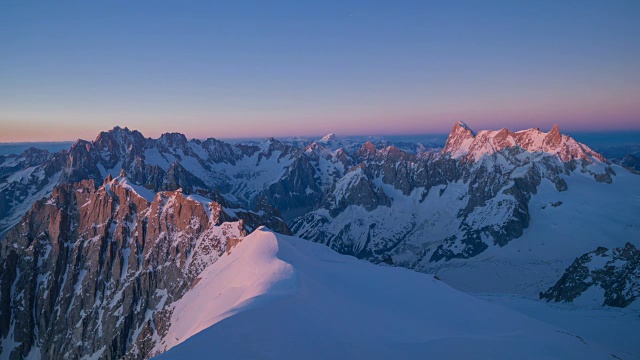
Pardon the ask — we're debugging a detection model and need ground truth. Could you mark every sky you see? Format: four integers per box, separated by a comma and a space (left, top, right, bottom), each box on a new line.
1, 0, 639, 142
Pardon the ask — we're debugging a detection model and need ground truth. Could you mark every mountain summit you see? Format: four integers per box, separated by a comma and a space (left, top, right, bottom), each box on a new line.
442, 122, 606, 162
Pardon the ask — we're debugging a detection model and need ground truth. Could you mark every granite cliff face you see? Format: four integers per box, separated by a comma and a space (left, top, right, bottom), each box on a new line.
0, 175, 288, 359
541, 243, 640, 308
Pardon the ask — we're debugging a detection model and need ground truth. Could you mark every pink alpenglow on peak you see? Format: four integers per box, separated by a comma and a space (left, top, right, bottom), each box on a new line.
442, 122, 607, 163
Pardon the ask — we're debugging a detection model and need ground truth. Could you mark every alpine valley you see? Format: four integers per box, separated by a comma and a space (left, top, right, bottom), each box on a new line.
1, 122, 639, 359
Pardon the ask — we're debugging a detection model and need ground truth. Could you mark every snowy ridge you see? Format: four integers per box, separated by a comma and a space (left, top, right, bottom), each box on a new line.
154, 228, 621, 359
442, 122, 606, 163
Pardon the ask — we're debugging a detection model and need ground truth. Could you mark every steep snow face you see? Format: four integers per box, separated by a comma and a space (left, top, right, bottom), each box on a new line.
154, 228, 620, 360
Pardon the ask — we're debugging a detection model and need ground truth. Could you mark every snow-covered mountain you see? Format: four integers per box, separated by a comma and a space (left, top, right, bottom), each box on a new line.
154, 228, 620, 360
0, 122, 639, 359
1, 123, 639, 296
293, 122, 639, 297
0, 128, 445, 239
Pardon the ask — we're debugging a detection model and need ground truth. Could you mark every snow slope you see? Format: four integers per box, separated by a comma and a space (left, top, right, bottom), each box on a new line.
478, 293, 640, 358
154, 228, 623, 359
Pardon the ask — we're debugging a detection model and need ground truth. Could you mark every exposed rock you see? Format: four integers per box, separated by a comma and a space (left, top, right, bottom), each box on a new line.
0, 176, 288, 359
294, 122, 616, 264
619, 153, 640, 173
540, 243, 640, 307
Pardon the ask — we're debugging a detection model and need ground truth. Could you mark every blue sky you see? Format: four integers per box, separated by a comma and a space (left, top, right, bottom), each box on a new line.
1, 0, 639, 141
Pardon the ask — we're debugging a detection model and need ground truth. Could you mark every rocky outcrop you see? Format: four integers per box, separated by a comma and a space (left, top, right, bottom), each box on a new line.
262, 154, 323, 219
540, 243, 640, 307
619, 153, 640, 173
323, 164, 392, 217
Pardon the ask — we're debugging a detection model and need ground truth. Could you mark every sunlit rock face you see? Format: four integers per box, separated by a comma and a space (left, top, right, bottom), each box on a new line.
0, 175, 288, 359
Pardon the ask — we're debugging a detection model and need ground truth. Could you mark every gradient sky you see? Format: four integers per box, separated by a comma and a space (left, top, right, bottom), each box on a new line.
1, 0, 639, 142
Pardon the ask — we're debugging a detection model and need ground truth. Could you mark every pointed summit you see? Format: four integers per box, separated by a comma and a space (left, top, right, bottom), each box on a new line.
442, 121, 476, 157
357, 141, 377, 158
319, 133, 336, 143
543, 124, 563, 149
454, 121, 474, 134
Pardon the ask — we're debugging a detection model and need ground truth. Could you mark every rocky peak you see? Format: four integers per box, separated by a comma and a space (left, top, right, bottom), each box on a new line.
380, 145, 413, 162
258, 137, 297, 160
61, 140, 102, 183
542, 124, 562, 149
19, 147, 50, 164
513, 128, 545, 150
200, 138, 239, 164
304, 141, 325, 153
492, 128, 517, 149
325, 163, 391, 216
441, 121, 476, 157
441, 122, 607, 164
357, 141, 377, 158
95, 126, 146, 156
158, 132, 188, 149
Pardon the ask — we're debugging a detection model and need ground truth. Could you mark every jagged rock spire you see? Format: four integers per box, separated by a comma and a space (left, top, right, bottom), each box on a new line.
543, 124, 562, 149
442, 121, 476, 156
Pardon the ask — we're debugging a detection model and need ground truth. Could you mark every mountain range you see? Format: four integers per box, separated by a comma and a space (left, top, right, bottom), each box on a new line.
0, 122, 639, 359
